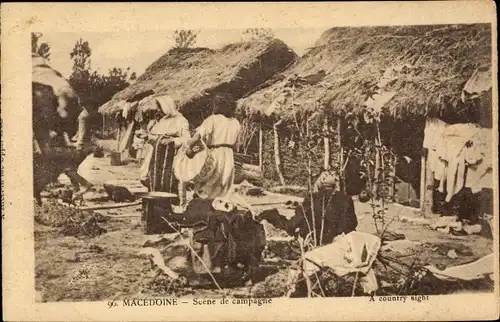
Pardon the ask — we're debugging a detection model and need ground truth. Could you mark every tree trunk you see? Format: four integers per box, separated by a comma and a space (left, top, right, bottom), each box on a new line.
259, 123, 263, 171
323, 117, 330, 170
273, 120, 286, 186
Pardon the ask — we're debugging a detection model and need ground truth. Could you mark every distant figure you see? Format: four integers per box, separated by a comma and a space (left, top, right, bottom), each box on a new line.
137, 95, 190, 201
63, 105, 98, 197
256, 170, 358, 246
183, 93, 242, 199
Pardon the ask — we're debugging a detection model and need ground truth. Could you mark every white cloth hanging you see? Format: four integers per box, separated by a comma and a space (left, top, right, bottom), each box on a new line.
465, 128, 493, 193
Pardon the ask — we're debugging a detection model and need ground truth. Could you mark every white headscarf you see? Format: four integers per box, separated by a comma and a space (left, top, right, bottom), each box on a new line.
156, 95, 178, 118
149, 95, 189, 139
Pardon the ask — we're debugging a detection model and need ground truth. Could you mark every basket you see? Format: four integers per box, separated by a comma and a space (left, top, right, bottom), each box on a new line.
174, 140, 216, 184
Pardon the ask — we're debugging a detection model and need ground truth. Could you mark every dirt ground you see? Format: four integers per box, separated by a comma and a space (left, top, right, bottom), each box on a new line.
34, 146, 495, 302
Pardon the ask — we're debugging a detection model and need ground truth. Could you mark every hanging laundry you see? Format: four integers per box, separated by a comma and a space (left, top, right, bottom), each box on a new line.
423, 118, 448, 149
422, 118, 448, 178
436, 159, 447, 194
465, 128, 493, 193
433, 125, 452, 194
439, 124, 481, 202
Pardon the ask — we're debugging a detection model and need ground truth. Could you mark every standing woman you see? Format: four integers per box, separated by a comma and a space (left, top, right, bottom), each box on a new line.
184, 92, 241, 199
137, 95, 190, 200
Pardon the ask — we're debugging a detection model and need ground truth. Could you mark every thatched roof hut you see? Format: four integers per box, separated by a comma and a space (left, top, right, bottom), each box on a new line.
237, 24, 492, 125
99, 39, 297, 127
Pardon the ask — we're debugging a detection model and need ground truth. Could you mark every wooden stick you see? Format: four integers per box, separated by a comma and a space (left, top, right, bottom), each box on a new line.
117, 127, 122, 151
101, 213, 142, 218
249, 201, 290, 206
337, 117, 345, 193
351, 272, 359, 297
323, 117, 330, 170
273, 119, 286, 186
161, 217, 223, 291
298, 235, 313, 298
161, 136, 169, 192
259, 122, 263, 171
77, 200, 141, 211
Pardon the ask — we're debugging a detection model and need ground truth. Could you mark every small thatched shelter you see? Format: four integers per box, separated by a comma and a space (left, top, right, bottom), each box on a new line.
99, 39, 297, 128
237, 24, 493, 209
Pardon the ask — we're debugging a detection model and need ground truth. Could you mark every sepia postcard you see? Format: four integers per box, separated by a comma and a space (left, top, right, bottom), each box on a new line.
1, 1, 499, 321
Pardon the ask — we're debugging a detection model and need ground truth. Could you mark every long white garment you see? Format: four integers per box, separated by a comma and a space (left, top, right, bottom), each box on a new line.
138, 97, 190, 182
194, 114, 241, 199
440, 124, 481, 202
423, 118, 448, 180
465, 128, 493, 193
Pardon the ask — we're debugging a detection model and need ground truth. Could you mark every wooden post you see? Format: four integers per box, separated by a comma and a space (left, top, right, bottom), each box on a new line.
273, 119, 286, 186
391, 157, 397, 202
420, 117, 436, 216
258, 122, 263, 171
323, 117, 330, 170
337, 117, 345, 193
423, 150, 434, 216
389, 128, 395, 201
419, 147, 427, 212
116, 127, 122, 151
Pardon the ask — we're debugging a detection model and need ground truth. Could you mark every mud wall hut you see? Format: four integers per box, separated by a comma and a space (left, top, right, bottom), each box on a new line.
237, 24, 493, 210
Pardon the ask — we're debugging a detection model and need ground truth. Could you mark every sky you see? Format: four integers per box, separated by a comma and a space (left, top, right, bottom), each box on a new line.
40, 28, 327, 78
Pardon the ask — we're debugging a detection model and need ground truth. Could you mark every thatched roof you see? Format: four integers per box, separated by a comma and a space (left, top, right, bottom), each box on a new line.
237, 24, 492, 122
99, 39, 297, 126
